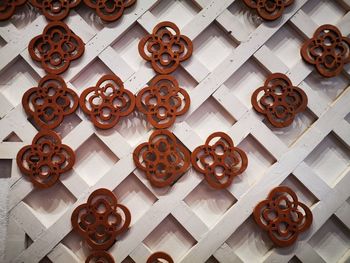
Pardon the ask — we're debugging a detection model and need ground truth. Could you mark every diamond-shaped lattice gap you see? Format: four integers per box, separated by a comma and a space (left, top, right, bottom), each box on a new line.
3, 131, 22, 142
265, 24, 303, 69
187, 96, 235, 139
121, 256, 135, 263
113, 174, 157, 225
75, 3, 104, 32
304, 71, 349, 104
194, 22, 237, 71
184, 180, 237, 227
11, 4, 39, 29
74, 134, 119, 186
263, 108, 317, 147
224, 59, 267, 108
62, 230, 90, 262
346, 113, 350, 125
309, 215, 350, 263
231, 134, 276, 197
305, 132, 350, 186
23, 182, 76, 228
150, 0, 201, 29
226, 215, 273, 262
289, 256, 303, 263
205, 255, 220, 263
302, 0, 346, 25
143, 215, 196, 261
170, 66, 198, 91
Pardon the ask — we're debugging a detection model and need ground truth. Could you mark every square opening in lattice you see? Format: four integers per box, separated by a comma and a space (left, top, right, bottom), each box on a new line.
74, 133, 119, 186
39, 256, 52, 263
231, 134, 276, 198
75, 4, 107, 32
263, 108, 318, 147
346, 113, 350, 125
281, 174, 319, 207
55, 112, 82, 139
224, 58, 267, 109
265, 23, 304, 69
305, 132, 350, 187
187, 96, 236, 139
309, 215, 350, 263
113, 174, 157, 225
304, 71, 349, 105
193, 22, 238, 71
121, 256, 135, 263
0, 35, 6, 48
302, 0, 347, 25
71, 58, 114, 90
11, 4, 40, 29
2, 131, 22, 142
143, 214, 197, 262
0, 159, 12, 178
0, 56, 39, 107
62, 230, 90, 262
23, 181, 76, 228
289, 256, 303, 263
184, 180, 237, 227
150, 0, 201, 29
226, 215, 273, 262
205, 255, 220, 263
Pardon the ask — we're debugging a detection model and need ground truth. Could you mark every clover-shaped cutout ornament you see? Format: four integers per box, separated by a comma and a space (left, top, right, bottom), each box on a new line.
71, 188, 131, 251
254, 186, 313, 247
251, 73, 308, 128
29, 0, 81, 21
139, 21, 193, 74
147, 252, 174, 263
86, 250, 115, 263
22, 74, 79, 129
84, 0, 136, 22
16, 130, 75, 188
191, 132, 248, 189
133, 130, 191, 188
0, 0, 26, 20
29, 21, 84, 74
301, 24, 350, 78
136, 75, 190, 129
79, 75, 135, 130
243, 0, 294, 21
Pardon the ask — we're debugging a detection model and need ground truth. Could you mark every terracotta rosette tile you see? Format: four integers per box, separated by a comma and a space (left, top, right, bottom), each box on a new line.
29, 0, 81, 21
301, 24, 350, 78
79, 74, 135, 130
133, 130, 190, 188
86, 250, 115, 263
16, 130, 75, 188
29, 21, 84, 74
243, 0, 294, 21
253, 186, 313, 247
84, 0, 136, 22
251, 73, 308, 128
191, 132, 248, 189
22, 74, 79, 129
71, 188, 131, 250
0, 0, 26, 21
147, 252, 174, 263
138, 21, 193, 74
136, 75, 190, 129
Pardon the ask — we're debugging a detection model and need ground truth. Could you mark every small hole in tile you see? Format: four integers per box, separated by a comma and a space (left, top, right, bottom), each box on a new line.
0, 159, 12, 178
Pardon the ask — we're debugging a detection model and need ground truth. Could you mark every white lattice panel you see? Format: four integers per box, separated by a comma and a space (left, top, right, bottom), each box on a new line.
1, 0, 350, 262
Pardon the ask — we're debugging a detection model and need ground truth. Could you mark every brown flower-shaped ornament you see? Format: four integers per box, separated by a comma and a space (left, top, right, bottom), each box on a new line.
29, 21, 84, 74
79, 75, 135, 129
251, 73, 308, 128
16, 130, 75, 188
133, 130, 190, 188
29, 0, 81, 20
191, 132, 248, 189
243, 0, 294, 21
254, 186, 313, 247
71, 188, 131, 250
301, 24, 350, 78
86, 251, 115, 263
0, 0, 26, 21
147, 252, 174, 263
139, 21, 193, 74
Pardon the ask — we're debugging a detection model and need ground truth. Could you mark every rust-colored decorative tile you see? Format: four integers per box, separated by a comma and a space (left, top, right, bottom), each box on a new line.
86, 251, 115, 263
301, 24, 350, 78
251, 73, 308, 128
29, 0, 81, 21
133, 130, 190, 188
79, 74, 135, 130
138, 21, 193, 74
0, 0, 26, 21
147, 252, 174, 263
29, 21, 84, 74
191, 132, 248, 190
71, 188, 131, 250
253, 186, 313, 247
243, 0, 294, 21
22, 74, 79, 129
84, 0, 136, 22
16, 130, 75, 188
136, 75, 190, 129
